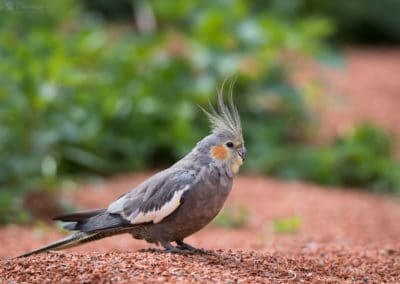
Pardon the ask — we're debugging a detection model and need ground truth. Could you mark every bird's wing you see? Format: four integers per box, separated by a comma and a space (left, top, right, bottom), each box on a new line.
107, 168, 201, 225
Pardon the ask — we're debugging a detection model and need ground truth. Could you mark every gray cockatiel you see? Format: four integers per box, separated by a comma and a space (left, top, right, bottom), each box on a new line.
19, 84, 245, 257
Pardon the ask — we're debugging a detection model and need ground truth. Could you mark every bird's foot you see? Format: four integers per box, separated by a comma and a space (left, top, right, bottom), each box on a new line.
143, 242, 207, 255
176, 240, 208, 254
162, 242, 194, 254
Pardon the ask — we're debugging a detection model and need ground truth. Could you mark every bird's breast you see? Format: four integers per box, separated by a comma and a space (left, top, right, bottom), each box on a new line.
183, 167, 233, 218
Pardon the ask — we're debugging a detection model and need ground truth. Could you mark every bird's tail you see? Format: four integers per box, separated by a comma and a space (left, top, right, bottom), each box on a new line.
18, 231, 106, 258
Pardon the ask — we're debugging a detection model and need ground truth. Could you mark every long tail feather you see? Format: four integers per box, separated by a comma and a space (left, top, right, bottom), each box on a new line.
53, 208, 106, 222
17, 232, 104, 258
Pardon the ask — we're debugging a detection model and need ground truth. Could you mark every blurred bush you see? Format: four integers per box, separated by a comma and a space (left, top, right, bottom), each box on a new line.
259, 0, 400, 44
260, 124, 400, 192
84, 0, 400, 44
0, 0, 399, 223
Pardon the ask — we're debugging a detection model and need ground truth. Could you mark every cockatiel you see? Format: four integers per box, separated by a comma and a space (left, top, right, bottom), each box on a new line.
19, 84, 245, 257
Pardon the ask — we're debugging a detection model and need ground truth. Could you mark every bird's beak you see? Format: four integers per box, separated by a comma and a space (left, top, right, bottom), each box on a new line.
238, 146, 246, 161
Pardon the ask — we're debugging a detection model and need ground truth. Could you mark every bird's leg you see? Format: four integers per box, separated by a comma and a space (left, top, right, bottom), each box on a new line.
176, 240, 208, 254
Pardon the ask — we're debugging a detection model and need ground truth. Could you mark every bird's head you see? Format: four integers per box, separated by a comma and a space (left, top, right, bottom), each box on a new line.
200, 83, 245, 175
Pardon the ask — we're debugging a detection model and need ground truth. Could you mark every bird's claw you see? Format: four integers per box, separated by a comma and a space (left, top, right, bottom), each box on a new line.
160, 242, 193, 254
176, 241, 208, 254
142, 241, 208, 255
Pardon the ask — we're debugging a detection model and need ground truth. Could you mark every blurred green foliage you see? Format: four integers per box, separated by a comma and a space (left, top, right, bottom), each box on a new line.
0, 0, 399, 224
272, 216, 302, 234
261, 0, 400, 44
84, 0, 400, 44
258, 124, 400, 192
213, 205, 250, 229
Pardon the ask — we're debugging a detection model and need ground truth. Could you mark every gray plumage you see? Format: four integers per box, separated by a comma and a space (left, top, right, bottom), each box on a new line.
19, 82, 246, 257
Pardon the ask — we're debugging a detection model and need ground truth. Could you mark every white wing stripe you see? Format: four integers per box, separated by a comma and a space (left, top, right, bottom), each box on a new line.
130, 185, 190, 224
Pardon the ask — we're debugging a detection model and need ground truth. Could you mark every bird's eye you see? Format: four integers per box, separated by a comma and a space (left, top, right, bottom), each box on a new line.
226, 142, 234, 148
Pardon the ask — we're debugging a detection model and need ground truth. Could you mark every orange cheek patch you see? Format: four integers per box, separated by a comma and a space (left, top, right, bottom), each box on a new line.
211, 145, 228, 160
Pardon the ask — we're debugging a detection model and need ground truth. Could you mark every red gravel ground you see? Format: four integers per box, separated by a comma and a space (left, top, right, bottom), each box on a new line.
1, 175, 400, 283
1, 49, 400, 283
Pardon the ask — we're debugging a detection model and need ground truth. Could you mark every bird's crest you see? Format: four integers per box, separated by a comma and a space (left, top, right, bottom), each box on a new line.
203, 79, 242, 139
